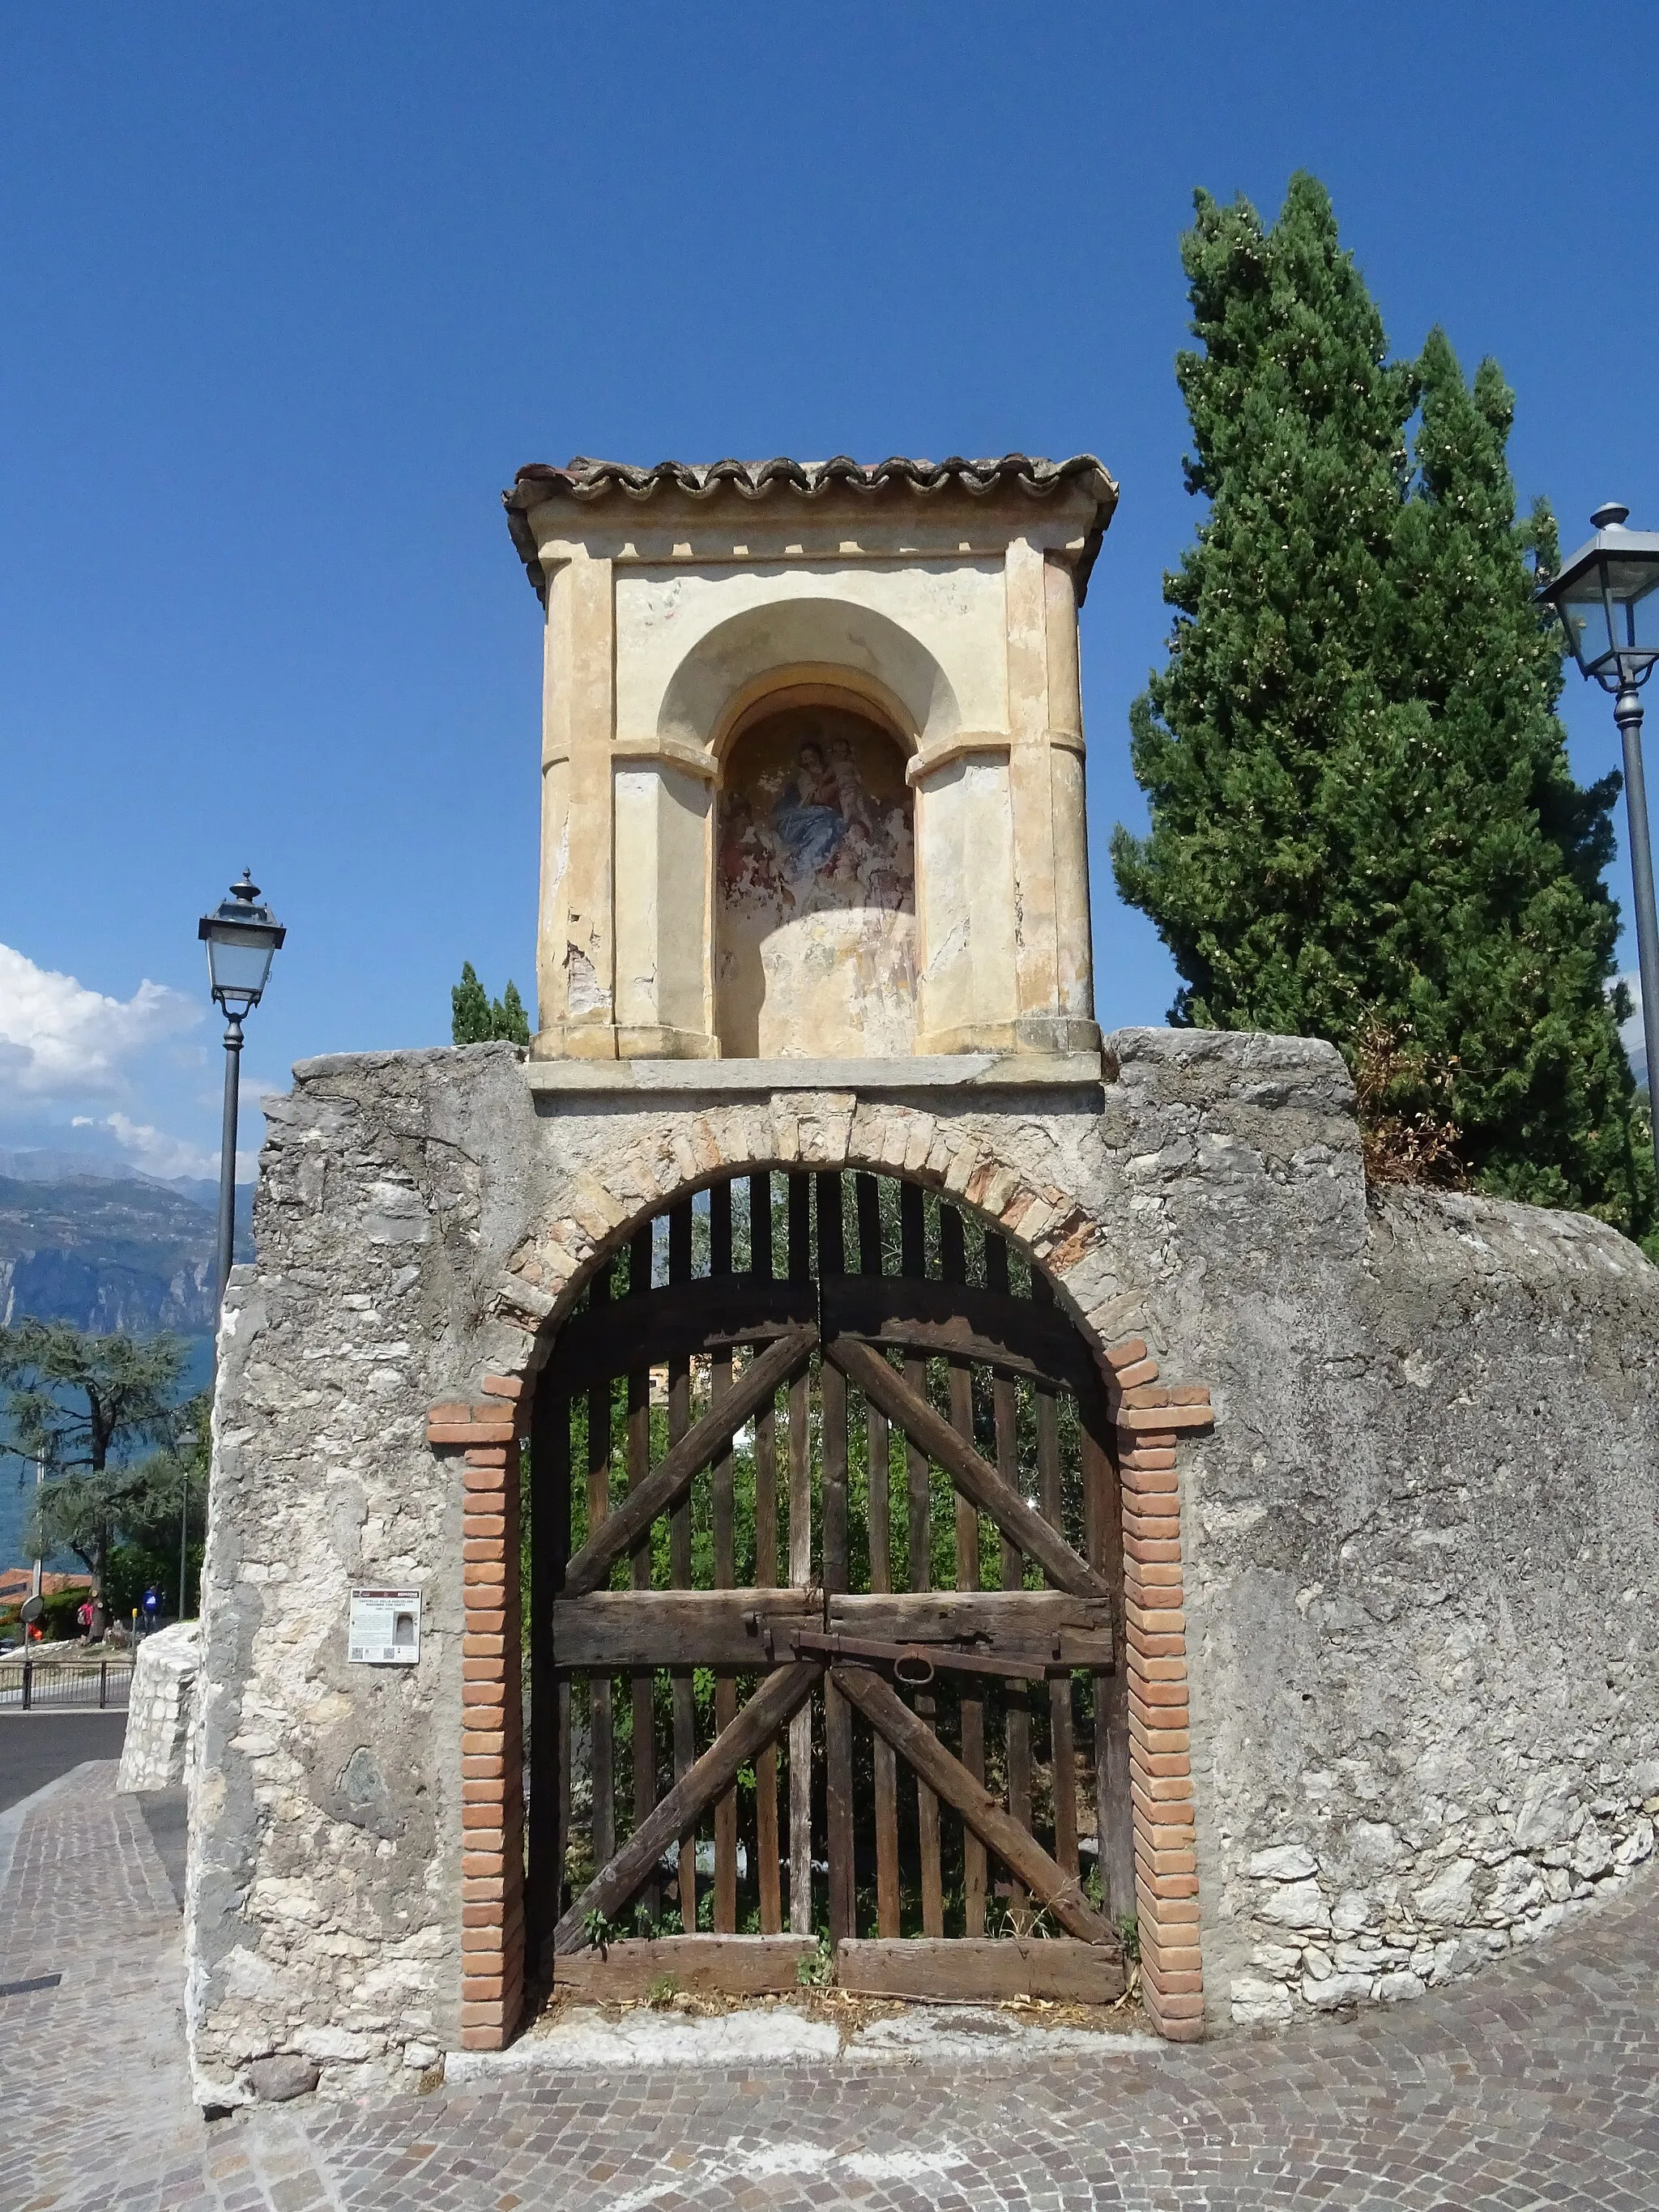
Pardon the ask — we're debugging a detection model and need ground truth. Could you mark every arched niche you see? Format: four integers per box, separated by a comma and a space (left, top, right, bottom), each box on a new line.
715, 701, 916, 1058
656, 596, 961, 761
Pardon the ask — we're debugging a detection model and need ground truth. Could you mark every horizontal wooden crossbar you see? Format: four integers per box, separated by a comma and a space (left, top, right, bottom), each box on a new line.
821, 1276, 1100, 1396
548, 1588, 1115, 1670
544, 1278, 818, 1387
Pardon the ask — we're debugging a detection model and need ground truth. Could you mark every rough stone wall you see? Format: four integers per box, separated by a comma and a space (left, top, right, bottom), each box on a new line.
116, 1622, 199, 1792
184, 1029, 1659, 2095
1102, 1032, 1659, 2028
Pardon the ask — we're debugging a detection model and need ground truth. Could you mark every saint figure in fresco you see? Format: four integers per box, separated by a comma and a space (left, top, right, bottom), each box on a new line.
769, 738, 848, 880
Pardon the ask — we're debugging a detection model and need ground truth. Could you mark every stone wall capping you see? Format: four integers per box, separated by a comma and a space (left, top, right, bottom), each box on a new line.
523, 1052, 1107, 1095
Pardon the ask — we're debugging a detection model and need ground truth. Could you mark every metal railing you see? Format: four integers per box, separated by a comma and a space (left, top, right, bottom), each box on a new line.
0, 1657, 134, 1711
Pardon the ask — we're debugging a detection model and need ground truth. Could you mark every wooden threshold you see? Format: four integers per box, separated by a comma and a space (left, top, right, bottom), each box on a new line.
551, 1935, 818, 1999
834, 1937, 1125, 2005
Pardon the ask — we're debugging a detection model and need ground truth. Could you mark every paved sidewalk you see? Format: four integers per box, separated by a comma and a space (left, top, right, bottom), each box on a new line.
6, 1762, 1658, 2212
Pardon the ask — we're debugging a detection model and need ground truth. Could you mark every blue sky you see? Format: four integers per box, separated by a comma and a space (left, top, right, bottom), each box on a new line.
2, 5, 1656, 1180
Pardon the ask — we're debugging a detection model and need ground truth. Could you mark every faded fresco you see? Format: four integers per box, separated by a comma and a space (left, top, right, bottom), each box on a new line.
716, 706, 917, 1055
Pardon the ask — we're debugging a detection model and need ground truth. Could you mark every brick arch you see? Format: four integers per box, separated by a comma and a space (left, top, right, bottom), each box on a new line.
428, 1103, 1212, 2047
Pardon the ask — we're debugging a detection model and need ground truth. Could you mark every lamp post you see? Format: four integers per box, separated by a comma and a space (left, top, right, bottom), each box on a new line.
198, 872, 285, 1315
1539, 504, 1659, 1181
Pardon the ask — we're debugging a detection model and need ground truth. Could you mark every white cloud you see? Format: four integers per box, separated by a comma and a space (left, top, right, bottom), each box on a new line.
100, 1113, 219, 1181
77, 1111, 257, 1184
0, 943, 199, 1103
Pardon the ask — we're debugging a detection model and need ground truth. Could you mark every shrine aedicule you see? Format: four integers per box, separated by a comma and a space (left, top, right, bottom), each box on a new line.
502, 454, 1115, 1062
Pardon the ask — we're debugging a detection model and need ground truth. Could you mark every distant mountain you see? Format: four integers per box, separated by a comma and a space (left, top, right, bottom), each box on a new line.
0, 1172, 251, 1336
0, 1163, 251, 1571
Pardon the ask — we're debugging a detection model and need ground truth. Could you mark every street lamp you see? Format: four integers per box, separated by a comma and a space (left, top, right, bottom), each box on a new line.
1539, 503, 1659, 1179
198, 872, 285, 1315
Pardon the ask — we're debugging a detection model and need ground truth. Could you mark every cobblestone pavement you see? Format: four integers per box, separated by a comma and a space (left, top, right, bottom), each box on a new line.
6, 1762, 1658, 2212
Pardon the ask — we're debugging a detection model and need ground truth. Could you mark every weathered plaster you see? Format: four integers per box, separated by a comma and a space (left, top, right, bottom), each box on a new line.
522, 471, 1107, 1063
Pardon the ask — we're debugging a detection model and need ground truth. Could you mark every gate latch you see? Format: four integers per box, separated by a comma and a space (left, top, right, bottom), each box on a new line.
787, 1628, 1049, 1689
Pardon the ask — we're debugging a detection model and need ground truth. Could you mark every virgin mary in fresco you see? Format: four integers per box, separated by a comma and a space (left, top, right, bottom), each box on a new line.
770, 739, 849, 879
719, 715, 914, 924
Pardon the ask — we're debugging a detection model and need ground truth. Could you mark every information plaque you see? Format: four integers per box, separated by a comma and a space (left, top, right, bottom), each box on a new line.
348, 1588, 422, 1665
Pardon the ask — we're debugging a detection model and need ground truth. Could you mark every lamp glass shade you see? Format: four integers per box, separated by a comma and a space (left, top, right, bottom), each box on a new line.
203, 923, 279, 1005
198, 876, 285, 1010
1546, 526, 1659, 683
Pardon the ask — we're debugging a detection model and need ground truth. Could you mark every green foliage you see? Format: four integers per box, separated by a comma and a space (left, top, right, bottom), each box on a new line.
0, 1321, 197, 1600
1114, 172, 1652, 1238
795, 1935, 834, 1988
1, 1587, 88, 1642
582, 1907, 616, 1955
451, 961, 531, 1046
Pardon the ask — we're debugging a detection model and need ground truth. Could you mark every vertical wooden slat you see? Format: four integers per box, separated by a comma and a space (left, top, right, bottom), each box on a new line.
940, 1203, 986, 1935
709, 1182, 738, 1934
858, 1174, 900, 1939
748, 1171, 783, 1935
585, 1265, 616, 1879
1027, 1268, 1081, 1886
817, 1173, 854, 1942
528, 1380, 569, 1968
626, 1225, 657, 1925
667, 1201, 697, 1931
899, 1178, 943, 1937
985, 1235, 1032, 1924
1035, 1383, 1079, 1882
1085, 1396, 1135, 1918
787, 1170, 814, 1936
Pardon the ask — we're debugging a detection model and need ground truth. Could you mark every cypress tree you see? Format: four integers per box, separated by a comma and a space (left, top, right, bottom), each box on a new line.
451, 961, 493, 1044
1114, 173, 1652, 1237
451, 962, 533, 1047
1375, 332, 1647, 1224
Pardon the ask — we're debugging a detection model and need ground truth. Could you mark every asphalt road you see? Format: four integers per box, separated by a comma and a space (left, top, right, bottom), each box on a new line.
0, 1711, 127, 1811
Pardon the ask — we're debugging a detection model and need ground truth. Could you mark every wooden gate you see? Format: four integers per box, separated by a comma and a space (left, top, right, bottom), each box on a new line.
527, 1168, 1132, 2003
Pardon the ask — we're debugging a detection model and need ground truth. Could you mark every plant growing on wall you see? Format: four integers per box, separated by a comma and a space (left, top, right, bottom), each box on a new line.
1114, 172, 1653, 1238
451, 961, 531, 1046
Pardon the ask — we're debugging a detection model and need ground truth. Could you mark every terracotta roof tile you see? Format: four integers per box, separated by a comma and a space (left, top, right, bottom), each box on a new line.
503, 452, 1118, 603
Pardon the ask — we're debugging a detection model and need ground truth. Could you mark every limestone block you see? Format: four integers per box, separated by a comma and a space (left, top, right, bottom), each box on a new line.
1247, 1844, 1318, 1881
1512, 1774, 1577, 1850
1411, 1859, 1478, 1929
1229, 1976, 1294, 2028
1303, 1971, 1371, 2010
1255, 1880, 1330, 1933
116, 1622, 199, 1792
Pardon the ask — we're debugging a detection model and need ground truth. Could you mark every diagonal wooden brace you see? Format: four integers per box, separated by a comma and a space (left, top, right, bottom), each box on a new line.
552, 1660, 823, 1952
831, 1663, 1116, 1945
824, 1335, 1111, 1601
561, 1324, 817, 1599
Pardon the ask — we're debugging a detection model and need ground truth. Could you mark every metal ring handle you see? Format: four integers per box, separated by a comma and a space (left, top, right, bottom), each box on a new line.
893, 1649, 935, 1690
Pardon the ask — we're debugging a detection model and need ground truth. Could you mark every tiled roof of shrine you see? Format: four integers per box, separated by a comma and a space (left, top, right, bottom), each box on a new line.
502, 452, 1119, 601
